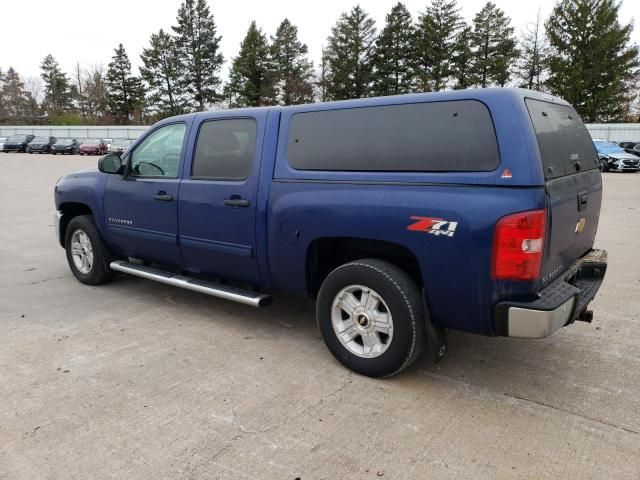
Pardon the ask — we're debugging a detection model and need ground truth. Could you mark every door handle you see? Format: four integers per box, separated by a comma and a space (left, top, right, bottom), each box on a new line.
577, 191, 588, 211
224, 196, 251, 207
153, 192, 174, 202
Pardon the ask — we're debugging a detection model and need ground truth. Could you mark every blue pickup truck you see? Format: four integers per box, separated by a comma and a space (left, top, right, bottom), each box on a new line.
54, 88, 607, 377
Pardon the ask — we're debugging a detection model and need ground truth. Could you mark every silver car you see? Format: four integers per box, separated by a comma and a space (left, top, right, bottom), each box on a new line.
109, 138, 133, 156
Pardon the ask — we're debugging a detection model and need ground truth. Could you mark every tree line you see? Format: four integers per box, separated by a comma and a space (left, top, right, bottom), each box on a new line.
0, 0, 637, 126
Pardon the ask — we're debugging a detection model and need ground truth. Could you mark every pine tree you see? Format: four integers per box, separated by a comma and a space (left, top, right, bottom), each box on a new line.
141, 29, 188, 118
469, 2, 518, 88
451, 25, 473, 89
224, 21, 274, 108
545, 0, 639, 122
40, 54, 73, 118
172, 0, 224, 110
106, 44, 145, 124
2, 68, 30, 123
416, 0, 463, 91
372, 2, 416, 96
516, 10, 549, 91
270, 19, 315, 105
325, 5, 377, 100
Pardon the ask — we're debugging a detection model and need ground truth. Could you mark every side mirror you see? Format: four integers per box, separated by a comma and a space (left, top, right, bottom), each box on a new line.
98, 154, 123, 174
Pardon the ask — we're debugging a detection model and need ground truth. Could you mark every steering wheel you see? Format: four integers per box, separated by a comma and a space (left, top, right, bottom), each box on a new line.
134, 161, 165, 176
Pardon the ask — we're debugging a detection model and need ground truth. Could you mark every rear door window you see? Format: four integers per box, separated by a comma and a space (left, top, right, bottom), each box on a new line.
287, 100, 500, 172
525, 99, 598, 179
192, 119, 257, 181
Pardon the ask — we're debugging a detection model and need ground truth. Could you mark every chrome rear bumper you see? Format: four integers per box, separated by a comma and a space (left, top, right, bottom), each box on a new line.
495, 249, 607, 338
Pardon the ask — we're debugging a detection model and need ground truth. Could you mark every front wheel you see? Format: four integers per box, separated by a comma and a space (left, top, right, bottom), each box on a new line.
599, 158, 609, 172
316, 259, 425, 377
65, 215, 114, 285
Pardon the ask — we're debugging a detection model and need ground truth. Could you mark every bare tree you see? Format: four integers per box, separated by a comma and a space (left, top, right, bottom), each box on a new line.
24, 76, 43, 124
516, 9, 549, 91
72, 62, 88, 119
84, 65, 110, 123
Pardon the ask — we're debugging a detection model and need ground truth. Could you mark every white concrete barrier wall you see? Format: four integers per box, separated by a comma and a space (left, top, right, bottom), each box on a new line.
0, 126, 148, 140
1, 123, 639, 142
585, 124, 640, 142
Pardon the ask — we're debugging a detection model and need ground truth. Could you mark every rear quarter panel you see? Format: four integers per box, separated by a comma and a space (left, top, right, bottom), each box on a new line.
268, 182, 545, 334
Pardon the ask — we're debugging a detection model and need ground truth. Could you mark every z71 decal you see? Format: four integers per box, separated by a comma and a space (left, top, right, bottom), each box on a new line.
407, 216, 458, 237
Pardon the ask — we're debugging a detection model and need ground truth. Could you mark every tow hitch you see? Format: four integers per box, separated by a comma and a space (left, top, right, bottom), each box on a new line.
576, 309, 594, 323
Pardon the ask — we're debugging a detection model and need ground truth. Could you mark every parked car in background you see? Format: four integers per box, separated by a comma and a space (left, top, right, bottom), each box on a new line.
594, 139, 640, 172
109, 139, 133, 156
27, 136, 57, 154
2, 134, 35, 152
618, 141, 640, 157
79, 139, 107, 155
0, 137, 6, 150
52, 138, 80, 155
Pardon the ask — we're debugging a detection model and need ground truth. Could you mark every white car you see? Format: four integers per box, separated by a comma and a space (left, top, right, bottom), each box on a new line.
0, 137, 6, 150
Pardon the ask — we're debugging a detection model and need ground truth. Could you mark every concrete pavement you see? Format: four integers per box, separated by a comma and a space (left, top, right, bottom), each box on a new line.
1, 153, 639, 479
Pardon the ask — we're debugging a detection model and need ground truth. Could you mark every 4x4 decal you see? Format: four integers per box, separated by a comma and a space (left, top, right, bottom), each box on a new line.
407, 216, 458, 237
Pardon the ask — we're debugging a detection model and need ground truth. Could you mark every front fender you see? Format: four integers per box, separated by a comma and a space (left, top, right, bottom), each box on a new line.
54, 169, 108, 239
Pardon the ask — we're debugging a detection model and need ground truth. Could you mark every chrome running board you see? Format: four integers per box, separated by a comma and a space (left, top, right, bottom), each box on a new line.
110, 260, 272, 307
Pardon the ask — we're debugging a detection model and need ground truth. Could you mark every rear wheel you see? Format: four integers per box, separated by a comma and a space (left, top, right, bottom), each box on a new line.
316, 259, 424, 377
65, 215, 114, 285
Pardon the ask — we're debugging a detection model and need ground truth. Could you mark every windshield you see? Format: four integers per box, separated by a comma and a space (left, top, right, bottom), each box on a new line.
594, 141, 626, 154
56, 139, 73, 145
8, 135, 27, 141
83, 139, 101, 144
32, 136, 49, 143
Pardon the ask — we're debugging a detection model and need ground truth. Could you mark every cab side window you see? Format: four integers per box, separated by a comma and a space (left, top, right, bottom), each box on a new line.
130, 123, 186, 177
192, 119, 257, 181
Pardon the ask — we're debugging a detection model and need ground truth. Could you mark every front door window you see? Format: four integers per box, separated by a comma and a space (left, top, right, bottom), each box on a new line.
130, 123, 186, 178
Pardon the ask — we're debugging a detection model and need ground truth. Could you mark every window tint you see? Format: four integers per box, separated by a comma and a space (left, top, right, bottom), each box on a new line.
525, 99, 598, 180
130, 123, 186, 177
192, 118, 257, 180
287, 100, 499, 172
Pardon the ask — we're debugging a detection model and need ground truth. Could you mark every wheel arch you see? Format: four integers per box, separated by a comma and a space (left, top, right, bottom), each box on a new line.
305, 237, 424, 298
57, 202, 94, 247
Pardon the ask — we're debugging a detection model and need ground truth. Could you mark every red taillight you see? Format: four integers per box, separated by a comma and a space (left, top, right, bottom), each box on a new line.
492, 209, 546, 281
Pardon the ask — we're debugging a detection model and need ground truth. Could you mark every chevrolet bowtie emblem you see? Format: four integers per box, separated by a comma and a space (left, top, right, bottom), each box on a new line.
575, 217, 586, 234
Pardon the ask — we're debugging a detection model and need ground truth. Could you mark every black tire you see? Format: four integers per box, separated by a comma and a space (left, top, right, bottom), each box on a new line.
600, 158, 609, 172
316, 259, 425, 378
65, 215, 114, 285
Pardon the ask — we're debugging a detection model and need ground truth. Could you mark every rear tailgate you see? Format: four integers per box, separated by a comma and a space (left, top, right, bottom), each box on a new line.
525, 99, 602, 287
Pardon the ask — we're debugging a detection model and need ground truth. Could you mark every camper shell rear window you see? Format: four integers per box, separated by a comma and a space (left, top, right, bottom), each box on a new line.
286, 100, 500, 172
525, 99, 598, 180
